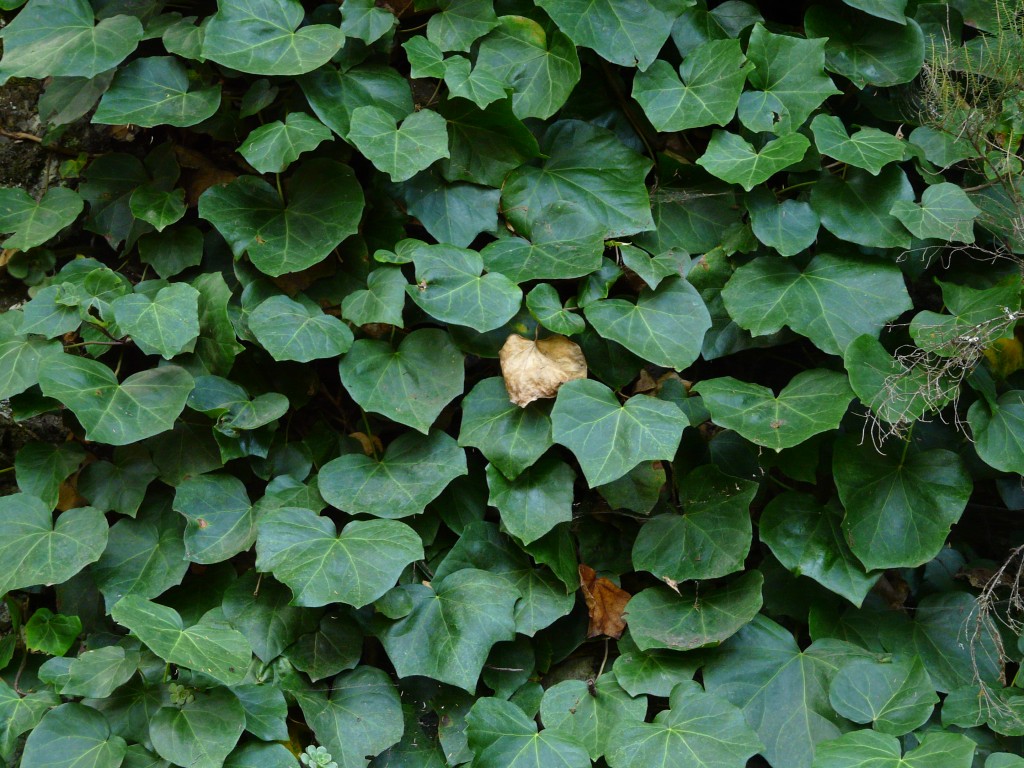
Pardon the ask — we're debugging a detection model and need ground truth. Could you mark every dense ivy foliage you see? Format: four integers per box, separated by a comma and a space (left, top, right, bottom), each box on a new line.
1, 0, 1023, 767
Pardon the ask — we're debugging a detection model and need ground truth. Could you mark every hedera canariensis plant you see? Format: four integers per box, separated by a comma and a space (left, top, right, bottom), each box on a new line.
0, 0, 1023, 766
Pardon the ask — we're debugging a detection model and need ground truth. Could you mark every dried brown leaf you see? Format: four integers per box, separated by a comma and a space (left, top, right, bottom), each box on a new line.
499, 334, 587, 407
579, 563, 630, 639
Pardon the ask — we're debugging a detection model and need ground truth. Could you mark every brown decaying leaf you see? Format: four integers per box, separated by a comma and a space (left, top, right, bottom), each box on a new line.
499, 334, 587, 407
579, 564, 631, 639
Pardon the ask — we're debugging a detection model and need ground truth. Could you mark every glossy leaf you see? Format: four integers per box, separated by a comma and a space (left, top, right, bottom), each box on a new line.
149, 687, 246, 768
810, 114, 906, 175
249, 295, 353, 362
697, 130, 810, 191
93, 57, 220, 128
0, 187, 83, 251
810, 165, 915, 248
111, 282, 200, 360
21, 704, 126, 768
828, 657, 937, 735
238, 112, 332, 174
173, 473, 255, 564
890, 182, 980, 243
968, 391, 1024, 474
348, 107, 450, 183
467, 696, 590, 768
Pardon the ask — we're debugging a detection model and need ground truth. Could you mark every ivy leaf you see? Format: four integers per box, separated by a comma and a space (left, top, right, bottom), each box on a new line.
149, 687, 245, 768
541, 675, 646, 760
379, 569, 519, 691
300, 63, 413, 138
238, 112, 332, 174
340, 0, 395, 44
443, 56, 506, 109
526, 283, 586, 335
139, 225, 203, 279
318, 430, 467, 519
828, 657, 937, 735
760, 493, 879, 606
841, 0, 907, 23
805, 8, 925, 88
61, 647, 140, 699
626, 571, 764, 651
968, 391, 1024, 474
606, 680, 762, 768
697, 130, 810, 191
811, 730, 975, 768
890, 182, 980, 243
338, 329, 464, 433
348, 107, 450, 183
439, 97, 540, 187
173, 473, 255, 564
202, 0, 343, 75
187, 376, 288, 434
231, 683, 288, 742
21, 704, 126, 768
222, 572, 319, 664
129, 187, 186, 232
586, 277, 712, 370
809, 114, 906, 175
342, 267, 406, 327
0, 494, 107, 596
475, 16, 581, 120
633, 40, 751, 131
110, 595, 252, 686
249, 295, 353, 362
746, 188, 820, 257
407, 243, 522, 332
722, 253, 912, 355
467, 697, 590, 768
295, 667, 404, 768
486, 455, 575, 545
427, 0, 498, 51
833, 435, 972, 570
503, 120, 654, 239
810, 165, 914, 248
693, 370, 854, 450
286, 614, 362, 683
93, 57, 221, 128
111, 283, 200, 360
399, 170, 501, 248
0, 682, 59, 760
0, 0, 143, 81
632, 465, 757, 582
0, 187, 83, 251
0, 312, 62, 398
15, 441, 85, 508
738, 23, 840, 134
24, 608, 82, 656
535, 0, 691, 70
256, 508, 423, 608
459, 377, 553, 480
552, 379, 687, 487
199, 159, 364, 277
404, 36, 447, 78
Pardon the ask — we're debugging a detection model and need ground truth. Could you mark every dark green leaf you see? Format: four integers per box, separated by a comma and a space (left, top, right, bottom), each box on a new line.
968, 391, 1024, 474
238, 112, 332, 174
466, 696, 589, 768
828, 657, 937, 735
93, 57, 220, 127
173, 473, 255, 563
62, 647, 140, 699
300, 64, 413, 138
15, 440, 85, 508
427, 0, 498, 51
541, 675, 647, 760
222, 572, 319, 663
149, 687, 245, 768
249, 295, 353, 362
697, 130, 810, 191
111, 282, 200, 359
811, 730, 975, 768
486, 455, 575, 544
21, 704, 126, 768
348, 107, 450, 183
0, 187, 83, 250
810, 165, 915, 248
341, 267, 406, 327
746, 187, 820, 257
809, 114, 906, 175
890, 182, 980, 243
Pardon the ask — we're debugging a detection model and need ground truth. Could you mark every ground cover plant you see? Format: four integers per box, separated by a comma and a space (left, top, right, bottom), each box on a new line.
0, 0, 1023, 766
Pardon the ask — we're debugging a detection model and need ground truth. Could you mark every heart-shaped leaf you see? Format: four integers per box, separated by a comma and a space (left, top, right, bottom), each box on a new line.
348, 106, 450, 182
0, 187, 83, 251
202, 0, 344, 75
541, 675, 647, 761
890, 182, 980, 243
341, 267, 406, 327
129, 187, 186, 232
222, 572, 320, 664
693, 369, 854, 450
174, 473, 255, 564
968, 391, 1024, 474
338, 329, 464, 433
340, 0, 396, 44
149, 687, 245, 768
319, 430, 467, 519
697, 130, 810, 191
828, 657, 937, 735
0, 312, 62, 398
249, 295, 353, 362
61, 646, 140, 699
486, 455, 575, 545
425, 0, 497, 51
15, 441, 85, 508
39, 355, 194, 445
810, 165, 914, 248
21, 704, 126, 768
111, 282, 200, 360
400, 170, 502, 248
746, 187, 820, 257
810, 114, 906, 175
466, 697, 590, 768
256, 507, 423, 608
552, 379, 687, 486
811, 730, 975, 768
93, 57, 221, 128
238, 112, 332, 174
443, 56, 506, 110
526, 283, 586, 335
300, 63, 413, 138
199, 159, 364, 277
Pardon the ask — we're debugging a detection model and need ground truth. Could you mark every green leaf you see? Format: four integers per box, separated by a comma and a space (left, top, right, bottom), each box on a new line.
173, 473, 255, 563
112, 282, 200, 360
606, 680, 761, 768
722, 253, 912, 355
968, 391, 1024, 474
746, 187, 820, 257
540, 675, 647, 761
828, 657, 937, 735
443, 56, 506, 109
0, 312, 62, 398
761, 493, 879, 606
249, 295, 353, 362
466, 696, 590, 768
286, 614, 362, 682
222, 571, 319, 664
833, 435, 972, 570
0, 0, 143, 81
202, 0, 343, 75
0, 187, 82, 251
399, 170, 501, 248
129, 187, 186, 232
404, 36, 446, 78
890, 182, 980, 243
459, 377, 553, 480
535, 0, 691, 69
348, 107, 450, 183
379, 569, 518, 691
427, 0, 498, 51
21, 704, 126, 768
526, 283, 586, 335
811, 730, 975, 768
804, 8, 925, 88
341, 267, 406, 327
338, 329, 464, 433
632, 465, 756, 582
15, 440, 85, 508
149, 687, 245, 768
809, 114, 906, 175
475, 16, 581, 120
295, 667, 403, 768
110, 595, 252, 686
407, 243, 522, 332
232, 683, 288, 742
62, 647, 140, 699
910, 278, 1022, 356
319, 430, 467, 518
24, 608, 82, 656
138, 226, 203, 279
694, 370, 853, 450
553, 379, 687, 487
841, 0, 907, 23
626, 571, 764, 651
255, 508, 423, 608
93, 57, 220, 128
439, 96, 540, 187
486, 455, 574, 545
738, 23, 840, 134
340, 0, 395, 44
633, 40, 751, 131
811, 164, 915, 249
585, 277, 711, 370
0, 494, 108, 595
0, 681, 59, 760
503, 120, 653, 239
187, 376, 288, 434
238, 112, 332, 174
199, 159, 364, 277
699, 131, 810, 191
300, 64, 413, 138
612, 637, 699, 697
